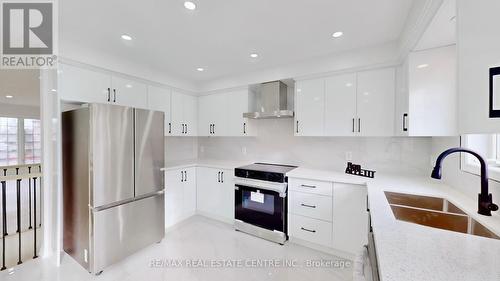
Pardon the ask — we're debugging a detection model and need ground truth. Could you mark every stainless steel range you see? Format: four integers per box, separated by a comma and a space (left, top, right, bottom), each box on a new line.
234, 163, 297, 244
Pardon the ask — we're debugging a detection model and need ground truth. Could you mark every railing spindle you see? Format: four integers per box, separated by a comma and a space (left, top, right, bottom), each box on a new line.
16, 179, 22, 265
1, 180, 6, 270
28, 166, 32, 229
33, 177, 38, 259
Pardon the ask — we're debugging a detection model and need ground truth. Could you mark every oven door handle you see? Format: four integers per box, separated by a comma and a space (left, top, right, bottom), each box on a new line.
234, 183, 287, 198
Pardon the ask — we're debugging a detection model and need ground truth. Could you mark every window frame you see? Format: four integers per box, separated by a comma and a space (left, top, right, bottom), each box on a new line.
0, 116, 41, 166
460, 135, 500, 182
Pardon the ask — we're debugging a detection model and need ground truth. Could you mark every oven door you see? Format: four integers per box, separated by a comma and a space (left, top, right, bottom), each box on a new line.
235, 184, 286, 233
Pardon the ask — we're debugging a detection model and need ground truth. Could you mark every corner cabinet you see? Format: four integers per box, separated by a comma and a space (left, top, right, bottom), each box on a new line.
288, 177, 368, 259
196, 167, 234, 223
197, 89, 255, 137
165, 167, 197, 228
395, 45, 458, 136
171, 91, 198, 136
58, 63, 148, 108
294, 67, 395, 137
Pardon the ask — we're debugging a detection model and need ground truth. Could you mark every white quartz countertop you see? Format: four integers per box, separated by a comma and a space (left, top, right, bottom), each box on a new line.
287, 167, 500, 281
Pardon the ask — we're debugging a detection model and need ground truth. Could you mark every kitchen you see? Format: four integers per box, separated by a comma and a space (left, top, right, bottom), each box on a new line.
1, 0, 500, 281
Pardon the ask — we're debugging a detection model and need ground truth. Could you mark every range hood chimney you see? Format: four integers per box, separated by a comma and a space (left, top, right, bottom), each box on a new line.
243, 81, 294, 119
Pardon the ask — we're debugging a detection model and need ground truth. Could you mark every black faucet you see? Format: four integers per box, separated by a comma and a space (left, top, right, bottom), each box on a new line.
431, 147, 499, 216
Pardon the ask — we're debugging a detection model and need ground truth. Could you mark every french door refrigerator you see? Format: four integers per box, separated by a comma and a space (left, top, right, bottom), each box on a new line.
62, 104, 165, 274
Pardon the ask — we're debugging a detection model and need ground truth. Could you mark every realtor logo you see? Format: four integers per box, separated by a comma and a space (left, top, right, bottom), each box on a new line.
1, 1, 57, 68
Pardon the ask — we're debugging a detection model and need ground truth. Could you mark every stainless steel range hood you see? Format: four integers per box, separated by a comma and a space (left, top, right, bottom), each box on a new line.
243, 81, 294, 119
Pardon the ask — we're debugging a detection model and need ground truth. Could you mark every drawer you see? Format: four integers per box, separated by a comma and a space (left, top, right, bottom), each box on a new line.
289, 178, 333, 196
288, 214, 332, 247
289, 191, 333, 221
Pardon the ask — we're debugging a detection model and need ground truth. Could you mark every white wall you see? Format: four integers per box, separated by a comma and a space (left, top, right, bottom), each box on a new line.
431, 137, 500, 201
198, 119, 432, 176
165, 137, 198, 163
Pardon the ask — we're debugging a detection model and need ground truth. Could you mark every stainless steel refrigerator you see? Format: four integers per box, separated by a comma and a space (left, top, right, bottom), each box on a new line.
62, 104, 165, 274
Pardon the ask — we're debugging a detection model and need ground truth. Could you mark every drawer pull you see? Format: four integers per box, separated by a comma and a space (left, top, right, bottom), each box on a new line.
301, 184, 316, 189
300, 203, 316, 208
300, 227, 316, 233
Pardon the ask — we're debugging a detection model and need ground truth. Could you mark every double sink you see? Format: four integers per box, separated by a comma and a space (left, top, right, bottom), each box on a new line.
385, 191, 499, 240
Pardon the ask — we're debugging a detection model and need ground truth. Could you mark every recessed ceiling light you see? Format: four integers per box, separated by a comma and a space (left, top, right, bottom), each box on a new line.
345, 83, 353, 87
250, 53, 259, 58
332, 31, 343, 38
121, 34, 132, 41
417, 64, 429, 69
196, 67, 204, 72
184, 1, 196, 10
125, 84, 133, 88
5, 95, 13, 98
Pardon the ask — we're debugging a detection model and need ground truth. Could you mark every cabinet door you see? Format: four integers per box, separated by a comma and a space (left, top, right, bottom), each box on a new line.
224, 90, 249, 136
356, 68, 395, 136
170, 91, 184, 136
218, 169, 234, 221
324, 73, 357, 136
165, 169, 183, 228
183, 167, 197, 218
295, 78, 325, 136
183, 94, 198, 136
332, 183, 368, 255
198, 94, 222, 136
111, 76, 148, 108
59, 64, 111, 103
148, 85, 172, 135
394, 61, 410, 136
196, 167, 220, 216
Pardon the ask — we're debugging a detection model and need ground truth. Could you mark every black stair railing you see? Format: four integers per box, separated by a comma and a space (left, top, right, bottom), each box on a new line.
0, 164, 42, 270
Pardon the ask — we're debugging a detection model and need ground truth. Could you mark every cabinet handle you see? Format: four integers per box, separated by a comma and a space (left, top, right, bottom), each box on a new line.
185, 124, 188, 134
300, 184, 316, 189
300, 227, 316, 233
184, 170, 187, 182
221, 172, 224, 183
403, 113, 408, 132
209, 124, 212, 134
300, 203, 316, 208
217, 171, 220, 182
107, 88, 111, 102
296, 120, 299, 133
358, 118, 361, 133
352, 118, 355, 133
113, 89, 116, 103
168, 123, 171, 134
212, 124, 215, 134
243, 123, 246, 134
366, 195, 370, 212
181, 171, 184, 182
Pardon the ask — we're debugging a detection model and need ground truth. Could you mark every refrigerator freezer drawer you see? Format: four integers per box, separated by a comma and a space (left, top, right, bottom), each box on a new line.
91, 193, 164, 273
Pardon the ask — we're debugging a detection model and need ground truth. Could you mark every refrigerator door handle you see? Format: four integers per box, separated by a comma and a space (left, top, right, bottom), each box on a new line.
91, 190, 165, 212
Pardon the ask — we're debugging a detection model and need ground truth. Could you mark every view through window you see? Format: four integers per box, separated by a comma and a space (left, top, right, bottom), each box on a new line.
0, 117, 41, 166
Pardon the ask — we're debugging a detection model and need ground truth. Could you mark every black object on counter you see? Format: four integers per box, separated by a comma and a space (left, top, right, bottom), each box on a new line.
345, 162, 376, 178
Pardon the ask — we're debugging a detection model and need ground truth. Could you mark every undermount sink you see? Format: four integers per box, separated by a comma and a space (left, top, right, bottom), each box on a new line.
385, 191, 500, 240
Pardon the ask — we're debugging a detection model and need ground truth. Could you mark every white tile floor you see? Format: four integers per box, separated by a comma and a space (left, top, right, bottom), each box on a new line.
0, 216, 353, 281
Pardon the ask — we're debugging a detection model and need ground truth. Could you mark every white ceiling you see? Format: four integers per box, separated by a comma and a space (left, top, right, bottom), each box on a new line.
60, 0, 414, 85
0, 70, 40, 107
414, 0, 456, 51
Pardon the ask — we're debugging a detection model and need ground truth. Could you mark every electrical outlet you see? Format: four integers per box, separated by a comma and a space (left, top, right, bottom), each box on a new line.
345, 151, 352, 161
241, 146, 247, 155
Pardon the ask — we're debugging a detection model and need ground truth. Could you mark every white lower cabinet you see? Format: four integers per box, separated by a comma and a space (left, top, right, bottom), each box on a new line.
196, 167, 234, 222
288, 178, 368, 257
332, 183, 368, 255
165, 167, 196, 228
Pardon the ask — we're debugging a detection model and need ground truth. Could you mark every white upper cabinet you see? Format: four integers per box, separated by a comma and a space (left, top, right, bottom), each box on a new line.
295, 78, 325, 136
111, 76, 148, 108
148, 85, 172, 135
324, 73, 357, 136
356, 68, 395, 136
171, 91, 198, 136
408, 45, 457, 136
59, 63, 111, 104
295, 67, 395, 136
197, 89, 255, 137
58, 63, 148, 108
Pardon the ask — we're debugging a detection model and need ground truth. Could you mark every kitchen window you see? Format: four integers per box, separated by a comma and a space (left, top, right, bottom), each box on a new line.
461, 134, 500, 181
